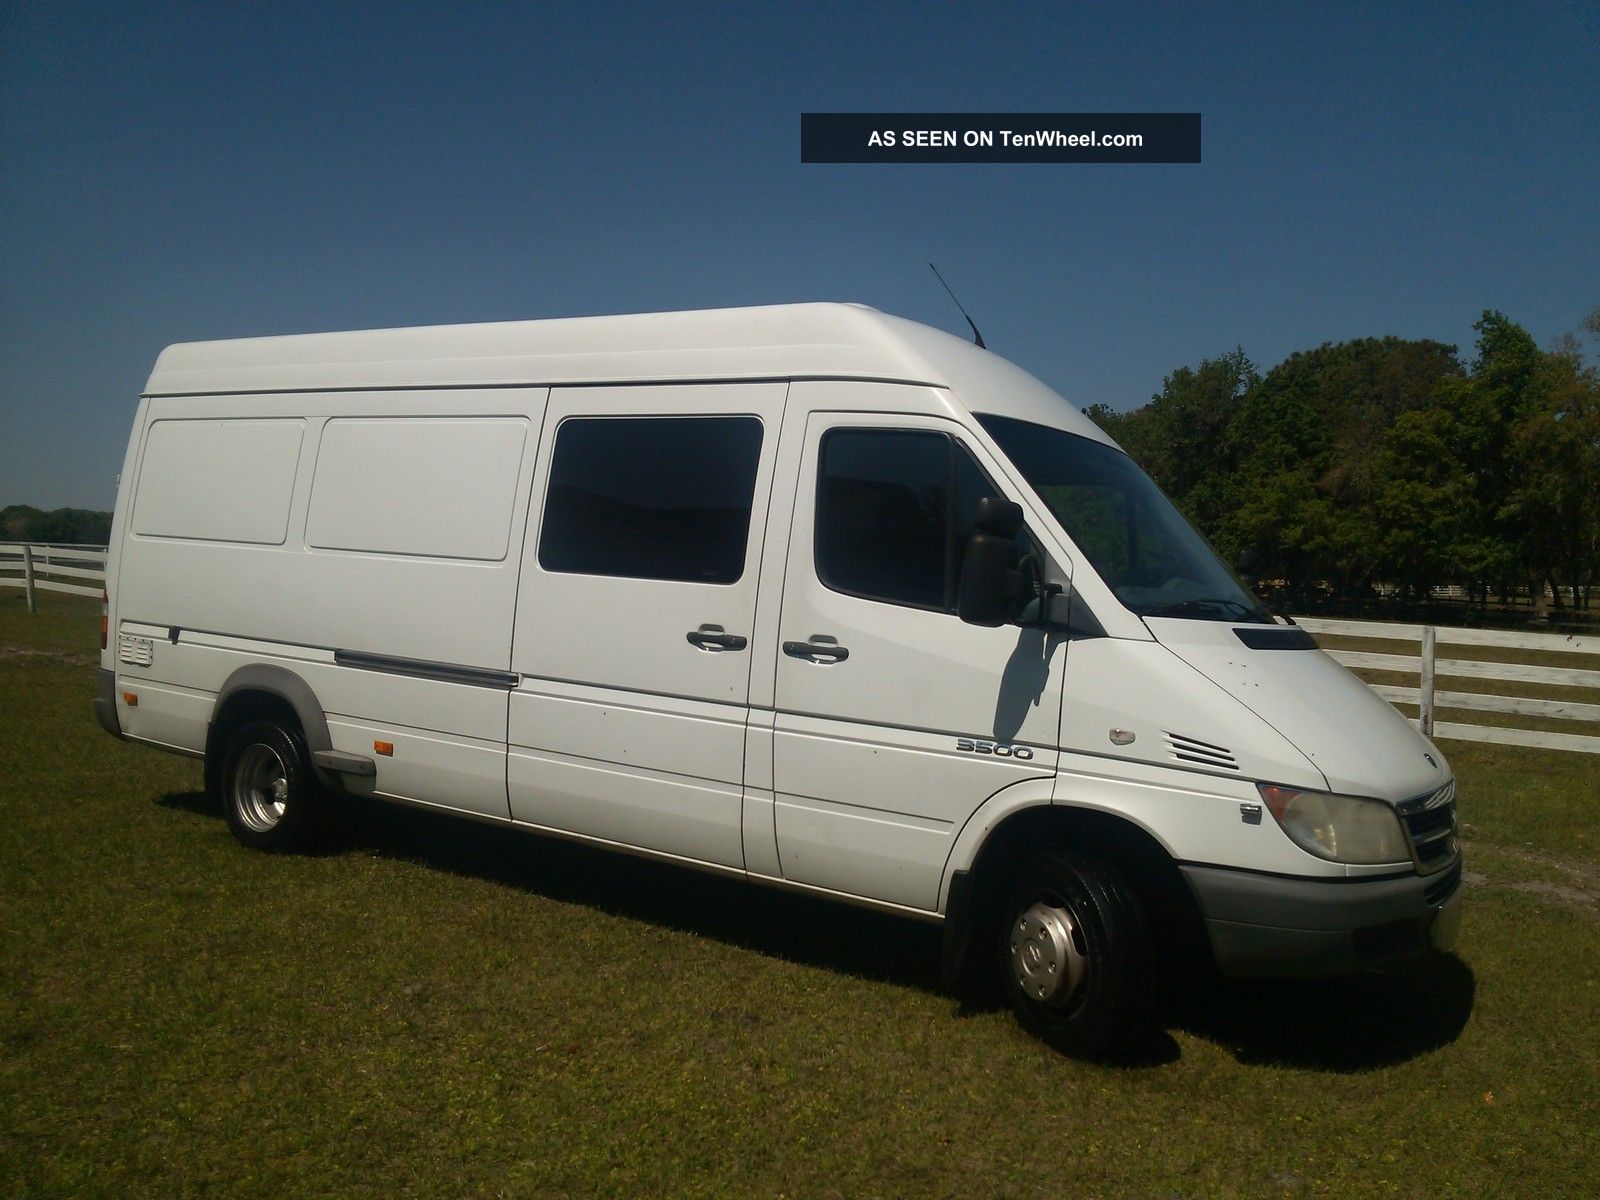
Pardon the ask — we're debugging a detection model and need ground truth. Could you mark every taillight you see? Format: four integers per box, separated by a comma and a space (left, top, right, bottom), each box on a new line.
100, 588, 109, 650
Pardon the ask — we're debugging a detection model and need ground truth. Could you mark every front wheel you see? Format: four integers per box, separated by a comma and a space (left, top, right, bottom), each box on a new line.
999, 850, 1157, 1059
220, 719, 324, 851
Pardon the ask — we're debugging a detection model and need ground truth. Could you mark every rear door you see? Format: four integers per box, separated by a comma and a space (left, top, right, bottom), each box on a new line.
769, 412, 1066, 911
508, 384, 787, 868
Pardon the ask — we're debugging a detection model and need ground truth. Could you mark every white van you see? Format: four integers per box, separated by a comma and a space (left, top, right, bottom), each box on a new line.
95, 303, 1462, 1057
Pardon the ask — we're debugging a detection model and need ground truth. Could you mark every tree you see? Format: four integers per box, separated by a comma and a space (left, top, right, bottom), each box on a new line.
1082, 402, 1131, 443
1215, 337, 1462, 597
1370, 405, 1481, 598
1132, 349, 1258, 530
0, 505, 112, 544
1502, 346, 1600, 610
1086, 311, 1600, 617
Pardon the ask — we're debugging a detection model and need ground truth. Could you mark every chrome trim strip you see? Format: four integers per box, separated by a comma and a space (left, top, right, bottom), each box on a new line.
1397, 780, 1460, 876
1395, 779, 1455, 815
333, 649, 519, 690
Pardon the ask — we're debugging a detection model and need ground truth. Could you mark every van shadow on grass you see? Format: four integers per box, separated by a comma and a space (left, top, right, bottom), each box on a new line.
1169, 952, 1476, 1070
158, 789, 946, 996
158, 789, 1475, 1068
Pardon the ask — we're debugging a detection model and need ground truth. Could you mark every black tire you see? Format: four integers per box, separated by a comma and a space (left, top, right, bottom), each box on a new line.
998, 850, 1157, 1059
219, 718, 325, 852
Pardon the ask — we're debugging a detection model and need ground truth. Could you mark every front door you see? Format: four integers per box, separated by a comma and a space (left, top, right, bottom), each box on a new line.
508, 383, 787, 868
771, 413, 1066, 911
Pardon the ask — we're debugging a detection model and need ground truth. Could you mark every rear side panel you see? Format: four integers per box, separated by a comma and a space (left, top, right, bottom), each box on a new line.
116, 391, 541, 669
100, 397, 151, 676
110, 388, 546, 820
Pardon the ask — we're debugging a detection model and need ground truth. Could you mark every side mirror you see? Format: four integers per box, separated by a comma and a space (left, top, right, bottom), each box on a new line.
976, 496, 1024, 536
957, 498, 1025, 626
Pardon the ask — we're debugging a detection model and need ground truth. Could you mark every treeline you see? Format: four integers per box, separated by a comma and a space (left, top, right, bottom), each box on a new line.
1, 505, 113, 545
1087, 309, 1600, 615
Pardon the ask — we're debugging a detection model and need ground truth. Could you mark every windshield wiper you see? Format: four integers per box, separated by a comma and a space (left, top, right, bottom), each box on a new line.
1141, 597, 1269, 623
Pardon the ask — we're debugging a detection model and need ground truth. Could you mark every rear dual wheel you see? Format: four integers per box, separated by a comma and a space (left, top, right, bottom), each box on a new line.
999, 850, 1157, 1059
220, 719, 326, 851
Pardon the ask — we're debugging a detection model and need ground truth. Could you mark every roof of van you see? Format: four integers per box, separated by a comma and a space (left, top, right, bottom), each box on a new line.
144, 302, 1113, 444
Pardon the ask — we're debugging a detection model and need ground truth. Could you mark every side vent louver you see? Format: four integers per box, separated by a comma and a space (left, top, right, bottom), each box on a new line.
1166, 732, 1239, 771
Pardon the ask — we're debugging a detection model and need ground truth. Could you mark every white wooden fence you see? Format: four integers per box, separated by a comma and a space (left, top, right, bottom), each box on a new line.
1296, 616, 1600, 756
0, 542, 108, 609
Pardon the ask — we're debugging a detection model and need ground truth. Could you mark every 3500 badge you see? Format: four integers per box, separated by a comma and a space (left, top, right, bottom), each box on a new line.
955, 738, 1034, 761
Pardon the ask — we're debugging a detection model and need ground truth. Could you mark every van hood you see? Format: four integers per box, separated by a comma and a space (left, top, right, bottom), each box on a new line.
1143, 618, 1449, 802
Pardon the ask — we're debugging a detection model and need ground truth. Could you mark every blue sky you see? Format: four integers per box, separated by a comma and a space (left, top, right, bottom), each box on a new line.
3, 1, 1596, 510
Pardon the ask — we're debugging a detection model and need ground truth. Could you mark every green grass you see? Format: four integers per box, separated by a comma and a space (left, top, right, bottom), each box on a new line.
3, 594, 1598, 1197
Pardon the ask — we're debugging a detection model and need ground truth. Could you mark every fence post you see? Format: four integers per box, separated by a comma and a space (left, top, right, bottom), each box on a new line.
22, 543, 37, 613
1419, 625, 1436, 737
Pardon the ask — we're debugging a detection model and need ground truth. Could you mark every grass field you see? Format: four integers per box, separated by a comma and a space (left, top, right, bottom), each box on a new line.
3, 594, 1597, 1198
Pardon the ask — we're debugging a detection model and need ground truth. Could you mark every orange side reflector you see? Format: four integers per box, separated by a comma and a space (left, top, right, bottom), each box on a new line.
122, 692, 138, 706
374, 740, 394, 757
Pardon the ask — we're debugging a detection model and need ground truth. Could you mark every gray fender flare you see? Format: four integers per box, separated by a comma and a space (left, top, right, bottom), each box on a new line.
207, 664, 335, 787
935, 777, 1057, 993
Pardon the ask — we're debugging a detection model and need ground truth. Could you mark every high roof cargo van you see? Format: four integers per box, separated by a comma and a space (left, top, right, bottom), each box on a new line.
95, 303, 1462, 1057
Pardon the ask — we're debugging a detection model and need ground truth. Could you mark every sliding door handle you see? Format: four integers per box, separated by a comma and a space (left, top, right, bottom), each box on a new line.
782, 637, 850, 664
687, 625, 748, 652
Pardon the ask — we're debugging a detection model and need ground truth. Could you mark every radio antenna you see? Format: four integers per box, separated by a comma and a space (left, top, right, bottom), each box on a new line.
928, 262, 987, 349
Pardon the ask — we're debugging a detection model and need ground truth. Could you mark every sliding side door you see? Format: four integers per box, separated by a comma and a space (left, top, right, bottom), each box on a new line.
507, 383, 787, 869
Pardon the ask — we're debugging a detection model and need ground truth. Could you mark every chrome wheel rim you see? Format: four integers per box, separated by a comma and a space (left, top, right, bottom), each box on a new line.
232, 743, 289, 833
1009, 899, 1089, 1005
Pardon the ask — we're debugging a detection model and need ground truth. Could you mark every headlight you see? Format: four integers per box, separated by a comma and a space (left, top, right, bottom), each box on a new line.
1257, 783, 1411, 864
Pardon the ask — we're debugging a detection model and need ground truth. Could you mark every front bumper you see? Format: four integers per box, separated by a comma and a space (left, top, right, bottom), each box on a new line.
1182, 860, 1463, 978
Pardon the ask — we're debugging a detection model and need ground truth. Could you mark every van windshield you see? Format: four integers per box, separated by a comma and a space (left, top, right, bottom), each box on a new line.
977, 413, 1272, 623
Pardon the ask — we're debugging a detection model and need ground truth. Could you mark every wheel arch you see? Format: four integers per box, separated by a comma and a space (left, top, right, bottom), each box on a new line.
939, 784, 1211, 992
964, 802, 1191, 909
205, 665, 334, 795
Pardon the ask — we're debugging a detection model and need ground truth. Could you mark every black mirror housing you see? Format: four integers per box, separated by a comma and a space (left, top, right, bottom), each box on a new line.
957, 497, 1025, 627
976, 496, 1024, 536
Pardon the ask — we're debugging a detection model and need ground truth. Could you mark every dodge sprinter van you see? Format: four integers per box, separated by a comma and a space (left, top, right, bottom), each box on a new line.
95, 303, 1462, 1057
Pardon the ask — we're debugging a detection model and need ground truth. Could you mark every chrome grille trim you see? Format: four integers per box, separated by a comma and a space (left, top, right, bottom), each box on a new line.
1398, 780, 1460, 876
1396, 779, 1456, 815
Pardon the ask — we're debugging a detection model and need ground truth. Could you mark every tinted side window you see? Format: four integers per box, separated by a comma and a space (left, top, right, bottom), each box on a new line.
816, 429, 999, 611
540, 416, 763, 584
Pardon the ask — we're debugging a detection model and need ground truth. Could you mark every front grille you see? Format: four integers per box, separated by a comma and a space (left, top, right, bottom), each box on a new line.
1399, 782, 1460, 875
1424, 859, 1462, 906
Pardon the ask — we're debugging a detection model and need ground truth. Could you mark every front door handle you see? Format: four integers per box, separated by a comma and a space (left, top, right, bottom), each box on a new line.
687, 625, 748, 652
782, 637, 850, 664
